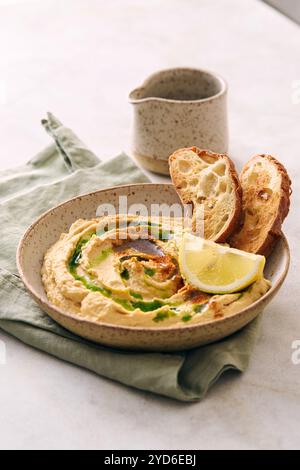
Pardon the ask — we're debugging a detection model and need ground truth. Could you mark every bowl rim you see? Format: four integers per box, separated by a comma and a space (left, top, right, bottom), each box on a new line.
16, 182, 291, 334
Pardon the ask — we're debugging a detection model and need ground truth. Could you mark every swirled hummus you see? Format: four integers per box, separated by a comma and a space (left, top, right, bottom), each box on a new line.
42, 215, 270, 327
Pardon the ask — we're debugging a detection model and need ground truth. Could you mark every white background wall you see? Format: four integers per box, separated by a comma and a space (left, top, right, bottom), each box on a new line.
264, 0, 300, 24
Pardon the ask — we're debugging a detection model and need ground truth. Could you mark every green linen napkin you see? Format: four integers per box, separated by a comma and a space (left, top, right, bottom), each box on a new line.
0, 113, 260, 402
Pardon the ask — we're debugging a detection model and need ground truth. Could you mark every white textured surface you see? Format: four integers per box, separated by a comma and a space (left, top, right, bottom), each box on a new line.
0, 0, 300, 450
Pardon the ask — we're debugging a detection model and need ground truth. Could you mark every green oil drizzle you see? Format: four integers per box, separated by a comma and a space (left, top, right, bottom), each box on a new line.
69, 238, 90, 273
90, 248, 112, 267
131, 299, 165, 312
178, 303, 209, 323
130, 291, 143, 300
193, 303, 208, 314
120, 268, 130, 280
68, 238, 168, 313
144, 267, 156, 277
97, 219, 173, 241
153, 310, 176, 323
182, 314, 192, 322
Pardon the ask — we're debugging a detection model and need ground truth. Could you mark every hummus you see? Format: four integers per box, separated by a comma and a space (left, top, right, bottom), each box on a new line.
42, 215, 271, 327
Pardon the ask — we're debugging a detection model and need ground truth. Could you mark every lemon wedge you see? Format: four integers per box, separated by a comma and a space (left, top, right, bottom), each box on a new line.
179, 233, 266, 294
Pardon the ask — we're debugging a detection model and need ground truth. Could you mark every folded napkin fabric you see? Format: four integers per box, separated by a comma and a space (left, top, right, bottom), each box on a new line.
0, 113, 260, 402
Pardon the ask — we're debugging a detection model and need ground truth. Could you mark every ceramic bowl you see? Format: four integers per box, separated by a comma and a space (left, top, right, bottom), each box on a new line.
17, 183, 290, 352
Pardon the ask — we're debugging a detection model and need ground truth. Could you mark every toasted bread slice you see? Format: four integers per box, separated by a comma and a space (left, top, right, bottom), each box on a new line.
169, 147, 242, 242
230, 154, 291, 256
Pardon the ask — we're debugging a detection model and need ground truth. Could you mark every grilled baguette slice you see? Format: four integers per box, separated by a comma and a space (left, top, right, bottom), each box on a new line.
230, 154, 291, 256
169, 147, 242, 242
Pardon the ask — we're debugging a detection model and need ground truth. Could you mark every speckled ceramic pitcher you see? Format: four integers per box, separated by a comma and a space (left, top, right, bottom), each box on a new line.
129, 68, 228, 175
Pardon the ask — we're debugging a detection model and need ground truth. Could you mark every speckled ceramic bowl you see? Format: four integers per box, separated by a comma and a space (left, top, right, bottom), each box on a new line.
17, 183, 290, 352
129, 68, 228, 175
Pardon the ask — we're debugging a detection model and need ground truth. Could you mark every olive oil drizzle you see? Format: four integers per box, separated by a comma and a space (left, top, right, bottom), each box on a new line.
97, 219, 174, 241
68, 227, 210, 321
68, 234, 170, 313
